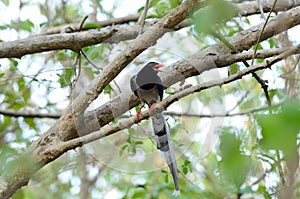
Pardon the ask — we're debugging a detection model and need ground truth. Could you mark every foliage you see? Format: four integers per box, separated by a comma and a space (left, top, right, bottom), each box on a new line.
0, 0, 299, 199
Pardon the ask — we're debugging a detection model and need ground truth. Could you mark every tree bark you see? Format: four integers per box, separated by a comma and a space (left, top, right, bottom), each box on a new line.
0, 0, 205, 198
1, 2, 300, 199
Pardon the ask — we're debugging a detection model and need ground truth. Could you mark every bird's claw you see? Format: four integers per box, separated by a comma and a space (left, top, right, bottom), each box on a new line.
149, 103, 158, 111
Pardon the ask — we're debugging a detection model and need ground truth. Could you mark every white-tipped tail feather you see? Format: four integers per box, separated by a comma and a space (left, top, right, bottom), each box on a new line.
151, 112, 180, 196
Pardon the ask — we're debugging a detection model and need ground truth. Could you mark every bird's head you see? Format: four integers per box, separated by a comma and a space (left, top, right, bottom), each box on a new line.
146, 62, 164, 73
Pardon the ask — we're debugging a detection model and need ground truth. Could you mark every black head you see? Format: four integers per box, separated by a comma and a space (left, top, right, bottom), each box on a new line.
136, 62, 164, 90
140, 62, 164, 74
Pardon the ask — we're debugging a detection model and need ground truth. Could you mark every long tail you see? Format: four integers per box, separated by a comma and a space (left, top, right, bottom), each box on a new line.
151, 112, 180, 196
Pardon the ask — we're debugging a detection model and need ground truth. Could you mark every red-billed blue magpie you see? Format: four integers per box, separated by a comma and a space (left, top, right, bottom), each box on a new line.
130, 62, 180, 196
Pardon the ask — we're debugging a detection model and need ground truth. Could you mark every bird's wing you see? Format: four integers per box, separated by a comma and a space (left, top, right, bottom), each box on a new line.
157, 84, 164, 101
130, 75, 139, 98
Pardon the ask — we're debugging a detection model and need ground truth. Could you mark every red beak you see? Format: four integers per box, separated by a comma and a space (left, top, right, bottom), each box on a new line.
153, 63, 164, 72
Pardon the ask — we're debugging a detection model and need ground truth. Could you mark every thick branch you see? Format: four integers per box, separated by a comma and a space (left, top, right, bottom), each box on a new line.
0, 47, 289, 120
37, 14, 140, 36
0, 1, 204, 198
57, 43, 300, 151
1, 1, 299, 59
0, 29, 117, 59
1, 3, 300, 199
83, 6, 300, 137
36, 0, 300, 35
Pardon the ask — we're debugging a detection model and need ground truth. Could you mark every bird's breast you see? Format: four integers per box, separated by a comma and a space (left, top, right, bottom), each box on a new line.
136, 86, 161, 106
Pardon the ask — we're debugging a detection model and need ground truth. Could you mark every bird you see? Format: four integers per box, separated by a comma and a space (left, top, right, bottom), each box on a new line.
130, 62, 180, 196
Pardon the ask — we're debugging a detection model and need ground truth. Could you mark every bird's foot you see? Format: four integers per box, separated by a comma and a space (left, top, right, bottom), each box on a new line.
136, 108, 142, 120
149, 102, 164, 115
149, 103, 158, 111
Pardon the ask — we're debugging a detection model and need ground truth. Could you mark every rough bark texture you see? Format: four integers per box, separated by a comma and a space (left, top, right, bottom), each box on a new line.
82, 5, 300, 136
0, 0, 205, 198
1, 1, 300, 59
1, 2, 300, 199
0, 29, 117, 58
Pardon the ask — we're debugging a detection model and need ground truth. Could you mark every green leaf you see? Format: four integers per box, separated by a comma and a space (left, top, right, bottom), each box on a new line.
245, 17, 250, 25
119, 144, 128, 156
150, 0, 160, 8
0, 146, 18, 170
131, 190, 146, 198
169, 0, 180, 8
104, 84, 112, 94
23, 88, 31, 101
151, 0, 171, 17
2, 0, 9, 6
157, 2, 169, 17
193, 0, 236, 33
0, 116, 12, 132
137, 6, 145, 13
219, 131, 252, 187
182, 166, 188, 174
11, 189, 24, 199
184, 159, 191, 166
268, 38, 275, 48
0, 73, 5, 78
135, 141, 143, 145
257, 184, 272, 199
9, 60, 18, 71
21, 19, 34, 32
129, 143, 136, 155
58, 68, 74, 87
229, 63, 239, 75
84, 67, 95, 79
257, 99, 300, 156
181, 160, 192, 175
17, 77, 25, 91
129, 128, 136, 135
84, 23, 102, 29
10, 101, 26, 110
0, 25, 9, 30
24, 117, 37, 131
112, 118, 118, 124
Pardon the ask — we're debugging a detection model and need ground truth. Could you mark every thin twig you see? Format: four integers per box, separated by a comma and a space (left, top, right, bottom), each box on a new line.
0, 109, 61, 118
276, 150, 286, 185
79, 15, 89, 32
211, 31, 272, 108
80, 50, 122, 94
165, 103, 281, 118
251, 0, 278, 66
137, 0, 151, 34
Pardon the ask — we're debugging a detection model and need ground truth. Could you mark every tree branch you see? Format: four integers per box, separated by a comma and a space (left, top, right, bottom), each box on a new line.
58, 43, 300, 152
0, 109, 61, 119
1, 3, 300, 199
35, 0, 300, 35
0, 28, 117, 58
1, 1, 299, 59
37, 14, 140, 36
164, 104, 280, 118
0, 47, 291, 119
0, 1, 204, 198
82, 6, 300, 139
